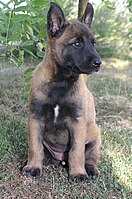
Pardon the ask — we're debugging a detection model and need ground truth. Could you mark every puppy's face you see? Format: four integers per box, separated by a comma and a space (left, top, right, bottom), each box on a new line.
47, 2, 102, 75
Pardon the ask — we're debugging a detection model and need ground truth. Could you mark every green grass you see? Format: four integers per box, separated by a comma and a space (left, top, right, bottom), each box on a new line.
0, 59, 131, 199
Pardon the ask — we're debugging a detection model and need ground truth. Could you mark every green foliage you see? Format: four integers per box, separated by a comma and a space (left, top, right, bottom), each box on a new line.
61, 0, 78, 19
0, 0, 62, 98
0, 0, 131, 65
0, 0, 61, 67
93, 0, 131, 59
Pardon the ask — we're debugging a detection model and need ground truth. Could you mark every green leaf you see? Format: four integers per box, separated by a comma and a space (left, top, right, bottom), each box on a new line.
104, 0, 115, 10
13, 14, 30, 22
31, 25, 39, 33
37, 51, 44, 58
25, 84, 31, 91
38, 31, 45, 40
23, 40, 34, 46
25, 24, 34, 37
36, 42, 43, 50
0, 36, 6, 41
0, 10, 8, 21
32, 36, 38, 42
129, 8, 132, 13
0, 23, 7, 31
9, 58, 18, 67
23, 48, 37, 58
24, 67, 35, 75
10, 22, 21, 34
31, 16, 44, 23
14, 6, 29, 12
31, 0, 49, 7
55, 0, 63, 8
8, 33, 20, 41
25, 76, 32, 83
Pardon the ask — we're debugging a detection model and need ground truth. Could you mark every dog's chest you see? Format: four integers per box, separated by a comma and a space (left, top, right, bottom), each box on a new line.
54, 104, 59, 123
31, 80, 82, 130
43, 80, 81, 130
43, 97, 81, 132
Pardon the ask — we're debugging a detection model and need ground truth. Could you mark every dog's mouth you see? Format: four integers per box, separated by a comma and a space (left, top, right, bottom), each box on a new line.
86, 67, 100, 75
73, 65, 101, 75
59, 62, 101, 77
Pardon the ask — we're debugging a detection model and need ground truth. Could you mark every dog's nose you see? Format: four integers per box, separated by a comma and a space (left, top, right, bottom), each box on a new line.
93, 59, 102, 67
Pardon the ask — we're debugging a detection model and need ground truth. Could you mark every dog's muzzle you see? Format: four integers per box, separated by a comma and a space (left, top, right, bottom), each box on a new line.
88, 58, 102, 74
91, 59, 102, 72
75, 58, 102, 75
92, 58, 102, 68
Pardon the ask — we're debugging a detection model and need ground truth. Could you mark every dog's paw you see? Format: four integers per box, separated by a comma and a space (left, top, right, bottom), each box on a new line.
69, 173, 89, 182
22, 166, 42, 177
85, 165, 99, 180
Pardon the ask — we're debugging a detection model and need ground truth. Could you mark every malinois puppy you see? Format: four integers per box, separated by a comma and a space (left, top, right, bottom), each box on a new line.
22, 2, 102, 182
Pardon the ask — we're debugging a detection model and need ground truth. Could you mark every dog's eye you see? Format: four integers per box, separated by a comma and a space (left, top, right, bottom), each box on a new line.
72, 42, 81, 48
91, 39, 96, 46
93, 41, 96, 46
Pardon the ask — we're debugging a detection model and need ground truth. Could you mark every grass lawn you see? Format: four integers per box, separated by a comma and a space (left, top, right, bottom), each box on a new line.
0, 58, 131, 199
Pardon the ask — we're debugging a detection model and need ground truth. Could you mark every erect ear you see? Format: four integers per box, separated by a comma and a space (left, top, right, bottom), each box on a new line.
81, 3, 94, 28
47, 2, 65, 37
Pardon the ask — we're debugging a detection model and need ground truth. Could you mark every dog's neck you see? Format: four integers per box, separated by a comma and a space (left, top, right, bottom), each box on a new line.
44, 44, 79, 83
54, 62, 79, 82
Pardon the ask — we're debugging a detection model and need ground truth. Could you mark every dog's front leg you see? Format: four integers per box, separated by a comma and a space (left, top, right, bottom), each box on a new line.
22, 114, 44, 177
68, 118, 88, 182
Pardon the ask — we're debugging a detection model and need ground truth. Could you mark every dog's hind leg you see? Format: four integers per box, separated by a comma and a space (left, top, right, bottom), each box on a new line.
22, 114, 44, 177
85, 123, 101, 180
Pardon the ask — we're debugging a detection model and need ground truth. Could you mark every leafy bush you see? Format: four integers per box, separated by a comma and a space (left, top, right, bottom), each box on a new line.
0, 0, 131, 66
0, 0, 61, 67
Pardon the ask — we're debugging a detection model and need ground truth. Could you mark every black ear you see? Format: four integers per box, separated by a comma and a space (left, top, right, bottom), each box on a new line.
81, 3, 94, 28
47, 2, 65, 37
